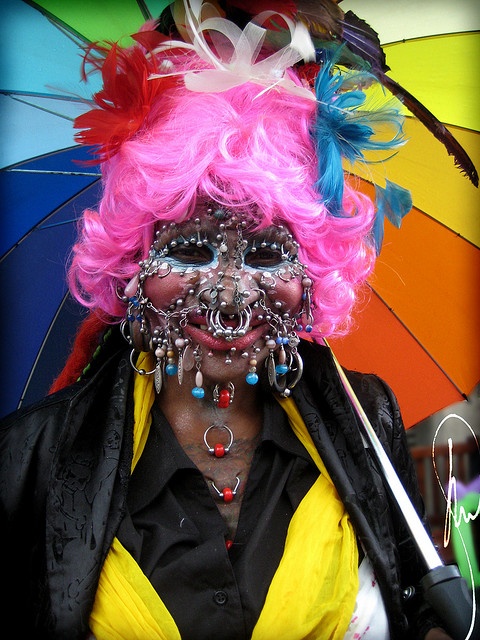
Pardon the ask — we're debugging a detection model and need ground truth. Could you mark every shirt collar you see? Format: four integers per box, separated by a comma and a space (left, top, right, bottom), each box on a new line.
128, 392, 314, 513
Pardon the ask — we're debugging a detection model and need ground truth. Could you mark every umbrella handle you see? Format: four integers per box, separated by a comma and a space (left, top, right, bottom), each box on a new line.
325, 343, 478, 638
421, 565, 478, 640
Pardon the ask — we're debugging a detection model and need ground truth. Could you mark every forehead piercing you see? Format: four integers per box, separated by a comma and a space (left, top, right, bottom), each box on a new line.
207, 203, 231, 220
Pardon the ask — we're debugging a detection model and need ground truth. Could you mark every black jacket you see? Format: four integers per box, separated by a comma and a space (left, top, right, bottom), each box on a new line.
0, 332, 439, 638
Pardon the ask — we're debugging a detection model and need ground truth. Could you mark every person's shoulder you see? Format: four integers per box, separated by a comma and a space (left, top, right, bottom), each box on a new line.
298, 337, 399, 410
299, 338, 388, 385
0, 384, 80, 434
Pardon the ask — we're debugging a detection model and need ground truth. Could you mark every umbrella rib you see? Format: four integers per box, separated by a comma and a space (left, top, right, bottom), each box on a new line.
1, 89, 91, 103
0, 179, 100, 264
382, 29, 480, 48
367, 284, 469, 401
16, 291, 71, 410
415, 206, 480, 251
354, 175, 479, 250
5, 94, 78, 122
24, 1, 92, 45
40, 219, 78, 229
136, 0, 153, 20
6, 169, 101, 177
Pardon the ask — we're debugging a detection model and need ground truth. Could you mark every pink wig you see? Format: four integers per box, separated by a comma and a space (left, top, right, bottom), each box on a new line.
69, 46, 377, 338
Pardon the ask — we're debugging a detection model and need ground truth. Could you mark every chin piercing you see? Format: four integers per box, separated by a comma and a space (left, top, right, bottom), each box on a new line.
165, 342, 177, 376
213, 382, 235, 408
204, 424, 234, 457
191, 348, 205, 398
175, 337, 186, 385
245, 352, 258, 385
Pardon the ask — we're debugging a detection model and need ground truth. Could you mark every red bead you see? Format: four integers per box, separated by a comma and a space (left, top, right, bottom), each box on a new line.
225, 539, 233, 550
214, 443, 225, 457
222, 487, 233, 503
217, 389, 230, 408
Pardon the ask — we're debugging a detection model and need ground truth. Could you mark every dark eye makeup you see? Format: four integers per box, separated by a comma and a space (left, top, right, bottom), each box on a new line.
244, 246, 284, 268
151, 218, 298, 270
166, 243, 216, 265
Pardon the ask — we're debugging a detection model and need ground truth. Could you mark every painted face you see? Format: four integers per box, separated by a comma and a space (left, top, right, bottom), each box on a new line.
124, 207, 313, 387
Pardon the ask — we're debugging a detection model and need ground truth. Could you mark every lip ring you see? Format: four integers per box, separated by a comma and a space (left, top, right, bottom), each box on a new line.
184, 322, 266, 352
206, 307, 253, 340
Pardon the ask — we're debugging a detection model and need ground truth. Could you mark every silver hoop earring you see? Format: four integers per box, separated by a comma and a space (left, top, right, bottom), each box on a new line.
266, 334, 303, 397
129, 349, 156, 376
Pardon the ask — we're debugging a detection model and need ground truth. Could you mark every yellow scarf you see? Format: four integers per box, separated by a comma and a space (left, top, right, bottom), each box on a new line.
89, 353, 358, 639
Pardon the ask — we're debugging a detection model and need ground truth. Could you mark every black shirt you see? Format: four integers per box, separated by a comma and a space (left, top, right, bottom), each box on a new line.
117, 393, 318, 640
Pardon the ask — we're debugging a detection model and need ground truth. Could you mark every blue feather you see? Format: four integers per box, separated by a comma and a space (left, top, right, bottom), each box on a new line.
312, 49, 407, 217
372, 180, 412, 254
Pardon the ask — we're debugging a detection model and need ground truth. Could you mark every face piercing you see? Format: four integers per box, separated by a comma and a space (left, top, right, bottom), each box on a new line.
213, 382, 235, 408
206, 307, 252, 341
203, 424, 234, 457
211, 476, 241, 503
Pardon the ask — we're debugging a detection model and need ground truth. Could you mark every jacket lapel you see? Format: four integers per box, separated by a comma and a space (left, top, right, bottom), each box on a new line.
293, 341, 406, 633
45, 350, 134, 637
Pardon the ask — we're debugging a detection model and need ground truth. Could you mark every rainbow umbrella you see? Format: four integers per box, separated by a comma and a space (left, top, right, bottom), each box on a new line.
329, 0, 480, 427
1, 0, 478, 428
0, 0, 158, 417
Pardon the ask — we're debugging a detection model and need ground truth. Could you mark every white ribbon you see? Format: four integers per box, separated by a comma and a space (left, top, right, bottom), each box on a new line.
150, 1, 316, 100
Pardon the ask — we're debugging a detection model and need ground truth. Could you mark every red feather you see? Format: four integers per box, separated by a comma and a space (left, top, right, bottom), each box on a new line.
74, 31, 181, 162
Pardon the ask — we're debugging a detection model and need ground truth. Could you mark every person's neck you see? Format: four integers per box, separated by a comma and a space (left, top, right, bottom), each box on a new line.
156, 371, 265, 444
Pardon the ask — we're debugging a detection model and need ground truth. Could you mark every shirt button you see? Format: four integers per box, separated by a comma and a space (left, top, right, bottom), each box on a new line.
213, 590, 228, 606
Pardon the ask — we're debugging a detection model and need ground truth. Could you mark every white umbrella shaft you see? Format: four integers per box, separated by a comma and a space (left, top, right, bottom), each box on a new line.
327, 345, 443, 571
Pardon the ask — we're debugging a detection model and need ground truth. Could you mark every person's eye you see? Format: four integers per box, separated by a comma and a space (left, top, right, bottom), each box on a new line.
167, 243, 215, 265
244, 246, 283, 269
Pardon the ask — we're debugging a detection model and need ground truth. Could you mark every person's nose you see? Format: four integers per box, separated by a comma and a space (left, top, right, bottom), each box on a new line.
205, 266, 257, 313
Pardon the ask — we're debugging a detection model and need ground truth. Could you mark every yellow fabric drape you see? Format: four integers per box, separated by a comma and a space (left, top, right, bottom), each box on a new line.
251, 397, 358, 640
90, 356, 358, 639
90, 537, 181, 640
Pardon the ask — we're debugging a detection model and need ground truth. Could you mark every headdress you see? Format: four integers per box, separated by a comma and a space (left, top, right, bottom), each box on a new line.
74, 0, 477, 255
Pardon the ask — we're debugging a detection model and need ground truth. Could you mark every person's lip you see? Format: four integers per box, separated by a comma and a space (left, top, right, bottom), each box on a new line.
184, 321, 267, 352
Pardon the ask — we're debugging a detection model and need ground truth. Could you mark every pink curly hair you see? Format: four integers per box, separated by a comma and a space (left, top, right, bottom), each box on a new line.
69, 49, 376, 338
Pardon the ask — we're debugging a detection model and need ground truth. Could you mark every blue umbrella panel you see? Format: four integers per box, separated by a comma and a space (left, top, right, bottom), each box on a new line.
0, 145, 101, 417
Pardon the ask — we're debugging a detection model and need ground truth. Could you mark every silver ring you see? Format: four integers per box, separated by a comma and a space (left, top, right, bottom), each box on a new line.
203, 424, 234, 455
